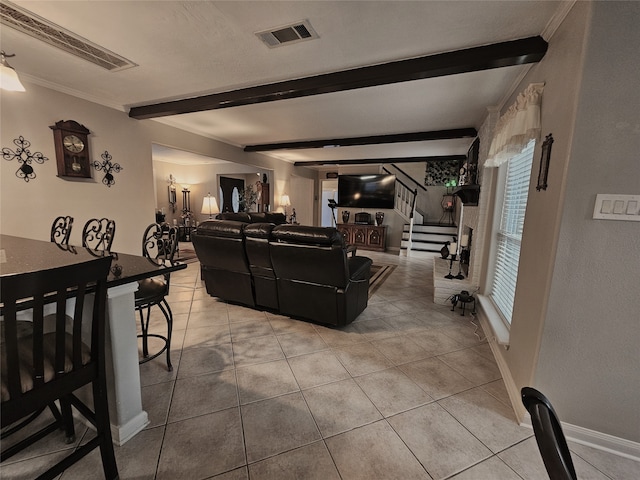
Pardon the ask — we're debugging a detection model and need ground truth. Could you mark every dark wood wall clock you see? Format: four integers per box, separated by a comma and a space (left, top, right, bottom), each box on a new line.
50, 120, 92, 178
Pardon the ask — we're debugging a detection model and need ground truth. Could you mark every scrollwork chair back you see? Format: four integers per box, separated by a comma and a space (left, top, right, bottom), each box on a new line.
50, 215, 74, 245
82, 218, 116, 252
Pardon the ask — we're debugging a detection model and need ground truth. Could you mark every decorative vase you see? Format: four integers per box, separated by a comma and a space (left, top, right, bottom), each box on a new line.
375, 212, 384, 226
342, 211, 350, 223
440, 243, 450, 259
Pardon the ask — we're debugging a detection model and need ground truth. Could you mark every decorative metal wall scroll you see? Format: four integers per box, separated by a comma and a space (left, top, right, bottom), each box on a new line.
92, 150, 123, 187
2, 136, 48, 182
536, 134, 554, 191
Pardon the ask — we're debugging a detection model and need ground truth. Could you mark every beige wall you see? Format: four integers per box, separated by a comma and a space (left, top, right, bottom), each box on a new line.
1, 83, 315, 254
479, 0, 640, 446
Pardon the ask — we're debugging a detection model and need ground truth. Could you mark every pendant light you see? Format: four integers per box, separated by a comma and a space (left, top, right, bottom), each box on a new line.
0, 51, 26, 92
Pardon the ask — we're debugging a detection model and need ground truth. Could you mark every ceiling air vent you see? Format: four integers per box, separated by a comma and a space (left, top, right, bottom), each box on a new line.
0, 0, 137, 71
256, 20, 319, 48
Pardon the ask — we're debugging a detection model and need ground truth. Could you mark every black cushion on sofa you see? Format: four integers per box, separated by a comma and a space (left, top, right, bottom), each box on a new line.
214, 212, 287, 225
253, 212, 287, 224
192, 220, 255, 307
197, 219, 245, 237
215, 212, 252, 222
244, 223, 279, 309
272, 225, 344, 247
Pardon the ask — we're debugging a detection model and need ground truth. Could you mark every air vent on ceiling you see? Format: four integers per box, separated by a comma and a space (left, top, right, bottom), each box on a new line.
0, 1, 137, 71
255, 19, 319, 48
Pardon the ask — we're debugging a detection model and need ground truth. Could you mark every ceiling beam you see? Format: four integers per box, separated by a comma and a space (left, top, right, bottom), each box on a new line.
293, 155, 466, 167
244, 128, 477, 152
129, 36, 548, 120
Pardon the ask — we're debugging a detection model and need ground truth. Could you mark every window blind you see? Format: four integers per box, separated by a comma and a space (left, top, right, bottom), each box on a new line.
490, 140, 535, 323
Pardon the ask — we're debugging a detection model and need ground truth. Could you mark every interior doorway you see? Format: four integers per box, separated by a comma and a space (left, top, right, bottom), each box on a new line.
321, 180, 338, 227
219, 176, 244, 213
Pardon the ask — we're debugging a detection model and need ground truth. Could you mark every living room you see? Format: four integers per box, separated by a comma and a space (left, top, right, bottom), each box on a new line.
1, 1, 638, 477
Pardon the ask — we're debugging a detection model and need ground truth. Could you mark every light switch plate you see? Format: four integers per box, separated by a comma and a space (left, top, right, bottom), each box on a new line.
593, 194, 640, 221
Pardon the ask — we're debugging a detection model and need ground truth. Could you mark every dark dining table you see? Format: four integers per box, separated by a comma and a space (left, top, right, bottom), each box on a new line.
0, 234, 187, 445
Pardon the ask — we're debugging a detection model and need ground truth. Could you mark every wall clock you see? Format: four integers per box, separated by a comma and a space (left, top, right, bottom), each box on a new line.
50, 120, 92, 178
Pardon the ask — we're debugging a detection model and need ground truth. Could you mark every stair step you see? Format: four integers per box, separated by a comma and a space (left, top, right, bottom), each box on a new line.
400, 245, 442, 253
404, 232, 455, 243
401, 239, 445, 250
404, 224, 457, 235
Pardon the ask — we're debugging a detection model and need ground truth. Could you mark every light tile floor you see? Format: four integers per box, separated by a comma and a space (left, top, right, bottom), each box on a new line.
2, 251, 639, 479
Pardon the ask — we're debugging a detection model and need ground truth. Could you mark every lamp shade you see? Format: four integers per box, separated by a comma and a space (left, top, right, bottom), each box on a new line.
280, 194, 291, 207
0, 52, 25, 92
201, 194, 220, 218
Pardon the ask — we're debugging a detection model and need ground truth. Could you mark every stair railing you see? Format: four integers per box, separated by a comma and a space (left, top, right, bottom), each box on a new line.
383, 165, 422, 254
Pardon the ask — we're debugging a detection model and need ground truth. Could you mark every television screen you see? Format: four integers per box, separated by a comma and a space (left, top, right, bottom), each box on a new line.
338, 174, 396, 209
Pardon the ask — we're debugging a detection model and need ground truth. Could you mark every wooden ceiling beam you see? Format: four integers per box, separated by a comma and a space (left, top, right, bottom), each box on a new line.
293, 155, 466, 167
129, 36, 547, 120
244, 128, 477, 152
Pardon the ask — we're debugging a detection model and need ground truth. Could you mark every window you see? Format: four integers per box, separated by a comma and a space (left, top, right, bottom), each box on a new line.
489, 139, 535, 324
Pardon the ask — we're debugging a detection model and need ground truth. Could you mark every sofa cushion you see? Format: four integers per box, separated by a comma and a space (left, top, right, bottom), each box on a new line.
197, 219, 246, 238
250, 212, 287, 225
215, 212, 252, 223
214, 212, 287, 224
272, 225, 344, 247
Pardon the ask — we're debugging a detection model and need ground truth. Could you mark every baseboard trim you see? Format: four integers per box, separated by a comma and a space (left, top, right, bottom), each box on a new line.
477, 312, 640, 462
520, 415, 640, 462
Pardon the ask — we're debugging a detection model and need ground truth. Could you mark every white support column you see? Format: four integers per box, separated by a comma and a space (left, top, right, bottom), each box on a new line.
104, 283, 149, 445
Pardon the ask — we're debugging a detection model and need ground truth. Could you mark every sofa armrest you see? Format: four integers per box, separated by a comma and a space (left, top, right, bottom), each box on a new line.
348, 256, 372, 281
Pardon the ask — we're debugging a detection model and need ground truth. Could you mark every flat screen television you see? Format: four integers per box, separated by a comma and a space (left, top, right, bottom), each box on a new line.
338, 174, 396, 209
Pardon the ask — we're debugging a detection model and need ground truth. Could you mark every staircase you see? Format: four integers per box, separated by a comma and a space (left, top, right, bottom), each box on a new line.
401, 223, 458, 254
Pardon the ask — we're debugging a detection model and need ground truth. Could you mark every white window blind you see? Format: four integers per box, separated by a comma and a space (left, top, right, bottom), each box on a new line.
490, 140, 535, 324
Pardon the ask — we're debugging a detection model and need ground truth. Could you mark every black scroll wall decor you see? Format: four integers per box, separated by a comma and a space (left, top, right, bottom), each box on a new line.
2, 136, 49, 182
93, 150, 123, 187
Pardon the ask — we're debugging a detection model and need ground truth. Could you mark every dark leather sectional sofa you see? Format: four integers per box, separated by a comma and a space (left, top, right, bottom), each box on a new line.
191, 215, 372, 327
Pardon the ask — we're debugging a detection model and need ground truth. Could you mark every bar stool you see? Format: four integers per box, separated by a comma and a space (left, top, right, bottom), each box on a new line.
50, 215, 73, 245
136, 223, 178, 371
82, 218, 116, 251
0, 257, 118, 479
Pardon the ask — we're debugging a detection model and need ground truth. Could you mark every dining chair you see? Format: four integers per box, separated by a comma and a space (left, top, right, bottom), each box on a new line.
0, 256, 118, 479
50, 215, 74, 245
82, 218, 116, 251
521, 387, 577, 480
136, 223, 179, 371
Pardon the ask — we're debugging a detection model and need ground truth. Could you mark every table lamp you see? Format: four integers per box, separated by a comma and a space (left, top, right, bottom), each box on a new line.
201, 193, 220, 219
280, 194, 291, 217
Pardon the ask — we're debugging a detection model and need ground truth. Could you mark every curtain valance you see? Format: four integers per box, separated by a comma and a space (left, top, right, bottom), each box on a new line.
485, 83, 545, 167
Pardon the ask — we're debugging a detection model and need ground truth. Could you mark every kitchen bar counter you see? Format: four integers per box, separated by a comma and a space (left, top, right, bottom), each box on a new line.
0, 234, 187, 445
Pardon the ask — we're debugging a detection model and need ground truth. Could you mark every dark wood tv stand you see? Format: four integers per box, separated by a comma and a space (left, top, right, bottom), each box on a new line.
337, 223, 386, 252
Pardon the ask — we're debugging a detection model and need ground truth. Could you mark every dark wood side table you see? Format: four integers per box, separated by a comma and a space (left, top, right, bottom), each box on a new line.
178, 225, 197, 242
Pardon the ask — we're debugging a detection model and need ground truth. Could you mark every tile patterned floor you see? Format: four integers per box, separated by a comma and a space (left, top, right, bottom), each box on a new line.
2, 251, 639, 479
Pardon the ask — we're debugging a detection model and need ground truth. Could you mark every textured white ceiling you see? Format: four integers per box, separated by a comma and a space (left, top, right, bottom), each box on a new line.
2, 1, 565, 165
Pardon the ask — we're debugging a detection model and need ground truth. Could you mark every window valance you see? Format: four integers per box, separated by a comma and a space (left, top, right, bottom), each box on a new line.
485, 83, 545, 167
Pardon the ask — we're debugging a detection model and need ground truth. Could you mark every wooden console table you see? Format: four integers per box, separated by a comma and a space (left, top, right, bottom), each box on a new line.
337, 223, 386, 252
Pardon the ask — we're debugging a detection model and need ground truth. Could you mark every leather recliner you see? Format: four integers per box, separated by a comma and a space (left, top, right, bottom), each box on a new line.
215, 211, 287, 224
244, 223, 279, 309
269, 225, 372, 327
191, 220, 255, 307
193, 221, 372, 326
